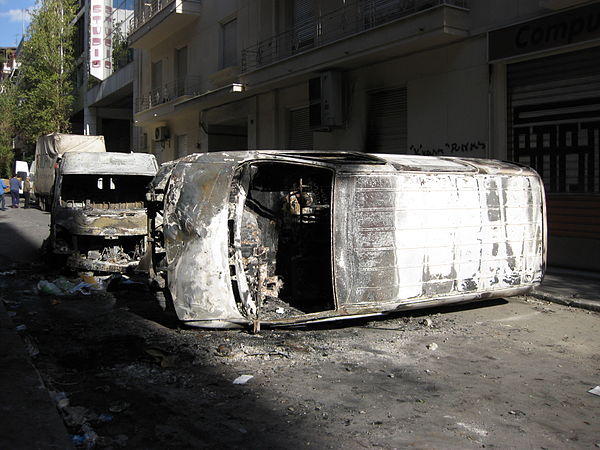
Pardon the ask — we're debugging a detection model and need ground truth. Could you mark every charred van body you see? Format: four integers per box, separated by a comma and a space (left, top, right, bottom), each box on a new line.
49, 152, 158, 273
147, 151, 546, 328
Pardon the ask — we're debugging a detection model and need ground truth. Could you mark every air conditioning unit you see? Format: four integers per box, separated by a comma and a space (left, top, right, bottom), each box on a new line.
309, 70, 344, 131
154, 126, 170, 141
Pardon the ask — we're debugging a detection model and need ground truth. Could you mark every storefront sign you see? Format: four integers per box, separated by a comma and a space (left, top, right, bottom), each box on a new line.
489, 3, 600, 61
89, 0, 113, 80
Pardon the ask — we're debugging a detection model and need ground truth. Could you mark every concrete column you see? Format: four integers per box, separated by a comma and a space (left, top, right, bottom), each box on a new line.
83, 106, 97, 136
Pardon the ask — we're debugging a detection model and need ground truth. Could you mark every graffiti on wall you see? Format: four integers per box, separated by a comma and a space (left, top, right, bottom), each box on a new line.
410, 141, 487, 156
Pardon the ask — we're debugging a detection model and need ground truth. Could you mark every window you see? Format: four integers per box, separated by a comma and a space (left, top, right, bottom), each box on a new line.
288, 107, 313, 150
366, 87, 408, 153
175, 46, 188, 97
292, 0, 315, 51
175, 134, 188, 159
151, 60, 163, 105
221, 19, 237, 68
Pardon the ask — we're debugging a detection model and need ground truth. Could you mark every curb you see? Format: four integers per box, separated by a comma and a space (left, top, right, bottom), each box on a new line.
530, 291, 600, 313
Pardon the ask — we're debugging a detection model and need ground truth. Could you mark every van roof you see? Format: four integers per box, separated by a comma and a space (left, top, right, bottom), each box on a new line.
61, 152, 158, 176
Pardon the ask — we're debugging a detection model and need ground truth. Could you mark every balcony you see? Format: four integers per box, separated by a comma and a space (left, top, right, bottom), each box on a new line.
136, 76, 203, 112
128, 0, 201, 49
241, 0, 469, 74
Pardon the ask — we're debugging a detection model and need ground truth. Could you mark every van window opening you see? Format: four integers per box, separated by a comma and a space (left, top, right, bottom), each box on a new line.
60, 174, 153, 207
231, 162, 335, 318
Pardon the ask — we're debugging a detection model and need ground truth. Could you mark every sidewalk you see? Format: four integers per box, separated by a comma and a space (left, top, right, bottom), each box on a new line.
0, 299, 73, 449
532, 268, 600, 313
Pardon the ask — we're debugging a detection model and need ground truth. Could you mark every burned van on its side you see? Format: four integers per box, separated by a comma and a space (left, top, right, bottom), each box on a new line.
147, 151, 546, 329
48, 152, 158, 272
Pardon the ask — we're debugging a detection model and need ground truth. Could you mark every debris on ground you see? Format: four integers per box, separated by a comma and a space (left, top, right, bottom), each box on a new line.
233, 374, 254, 385
420, 318, 433, 327
37, 278, 96, 296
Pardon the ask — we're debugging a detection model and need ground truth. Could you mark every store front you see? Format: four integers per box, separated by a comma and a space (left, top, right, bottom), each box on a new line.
490, 3, 600, 271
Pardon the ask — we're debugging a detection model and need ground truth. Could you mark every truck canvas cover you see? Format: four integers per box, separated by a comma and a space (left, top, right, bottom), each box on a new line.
34, 133, 106, 197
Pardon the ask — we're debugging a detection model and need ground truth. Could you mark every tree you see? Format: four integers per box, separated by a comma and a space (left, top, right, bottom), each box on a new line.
15, 0, 77, 146
0, 80, 17, 177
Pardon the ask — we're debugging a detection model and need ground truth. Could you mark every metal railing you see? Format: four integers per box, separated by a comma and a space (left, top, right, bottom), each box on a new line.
241, 0, 468, 73
129, 0, 201, 33
136, 75, 203, 111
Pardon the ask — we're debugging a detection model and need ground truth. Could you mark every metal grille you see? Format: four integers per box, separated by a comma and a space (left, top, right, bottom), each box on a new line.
507, 46, 600, 194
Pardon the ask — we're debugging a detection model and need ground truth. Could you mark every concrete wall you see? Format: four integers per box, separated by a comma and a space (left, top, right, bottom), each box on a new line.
134, 0, 588, 162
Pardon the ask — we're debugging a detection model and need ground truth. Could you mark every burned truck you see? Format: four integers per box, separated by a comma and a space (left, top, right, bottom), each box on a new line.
48, 152, 158, 272
146, 151, 546, 329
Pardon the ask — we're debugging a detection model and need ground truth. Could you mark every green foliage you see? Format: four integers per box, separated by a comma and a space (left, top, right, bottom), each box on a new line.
0, 81, 16, 177
112, 21, 131, 72
14, 0, 77, 146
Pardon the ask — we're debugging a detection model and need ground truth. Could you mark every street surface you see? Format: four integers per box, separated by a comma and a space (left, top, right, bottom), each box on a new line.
1, 207, 599, 449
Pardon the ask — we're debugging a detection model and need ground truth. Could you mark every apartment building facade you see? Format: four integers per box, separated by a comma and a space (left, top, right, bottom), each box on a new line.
72, 0, 135, 152
127, 0, 600, 271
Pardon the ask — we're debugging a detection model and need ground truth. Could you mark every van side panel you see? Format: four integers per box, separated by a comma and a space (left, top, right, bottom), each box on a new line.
333, 171, 545, 306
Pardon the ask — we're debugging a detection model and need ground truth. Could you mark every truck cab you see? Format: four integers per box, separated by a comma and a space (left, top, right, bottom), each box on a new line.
48, 152, 158, 272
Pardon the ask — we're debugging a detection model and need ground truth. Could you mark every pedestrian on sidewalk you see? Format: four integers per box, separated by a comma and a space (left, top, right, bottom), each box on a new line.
9, 174, 21, 208
0, 179, 8, 210
23, 177, 31, 209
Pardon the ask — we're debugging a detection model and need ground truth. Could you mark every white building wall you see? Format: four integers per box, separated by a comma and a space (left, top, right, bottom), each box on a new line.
300, 37, 491, 158
133, 0, 592, 161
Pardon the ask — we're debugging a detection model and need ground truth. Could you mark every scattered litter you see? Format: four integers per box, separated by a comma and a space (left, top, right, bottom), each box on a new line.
98, 413, 114, 423
71, 435, 85, 446
81, 423, 98, 448
107, 274, 146, 292
456, 422, 488, 437
233, 374, 253, 385
144, 347, 179, 368
508, 409, 526, 416
63, 406, 92, 427
420, 318, 433, 327
216, 344, 232, 356
37, 280, 63, 296
50, 391, 70, 409
426, 343, 438, 351
109, 400, 130, 413
23, 334, 39, 357
276, 307, 285, 314
588, 386, 600, 397
0, 270, 16, 276
15, 324, 27, 331
37, 277, 96, 296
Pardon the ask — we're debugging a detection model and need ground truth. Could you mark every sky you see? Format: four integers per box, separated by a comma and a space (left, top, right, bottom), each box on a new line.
0, 0, 33, 48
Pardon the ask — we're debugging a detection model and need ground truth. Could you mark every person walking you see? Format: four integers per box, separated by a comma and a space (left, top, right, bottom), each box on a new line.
23, 176, 32, 209
0, 179, 8, 210
9, 174, 21, 208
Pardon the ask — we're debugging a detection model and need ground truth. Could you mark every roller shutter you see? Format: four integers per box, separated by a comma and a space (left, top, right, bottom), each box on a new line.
366, 87, 408, 154
507, 46, 600, 240
288, 107, 313, 150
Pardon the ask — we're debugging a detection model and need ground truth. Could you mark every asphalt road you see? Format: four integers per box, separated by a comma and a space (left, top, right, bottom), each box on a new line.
0, 199, 50, 265
1, 207, 599, 449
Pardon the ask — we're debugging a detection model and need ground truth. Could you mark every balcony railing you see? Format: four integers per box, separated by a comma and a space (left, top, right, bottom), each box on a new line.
129, 0, 201, 33
241, 0, 468, 73
137, 75, 203, 112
